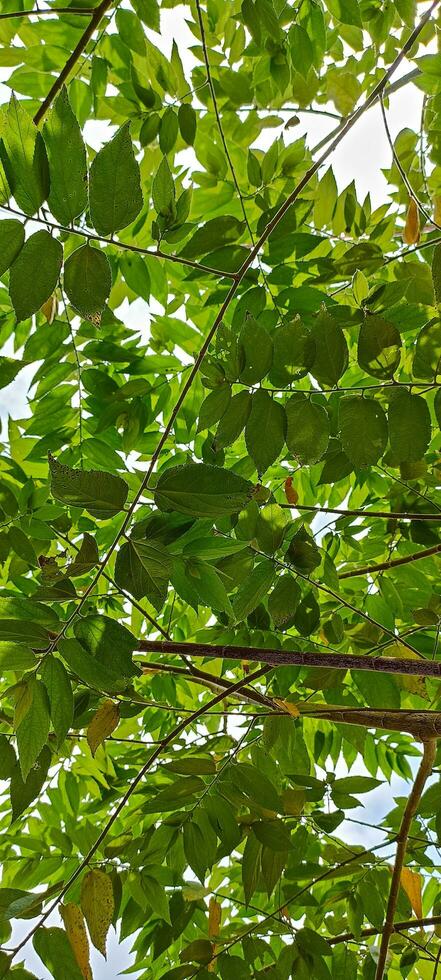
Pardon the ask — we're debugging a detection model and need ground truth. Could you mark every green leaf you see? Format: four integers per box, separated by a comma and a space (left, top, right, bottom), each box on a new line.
159, 107, 178, 154
0, 734, 16, 780
285, 393, 330, 465
178, 103, 196, 145
233, 559, 275, 622
40, 656, 73, 744
64, 244, 111, 321
242, 832, 262, 905
155, 463, 254, 517
287, 527, 321, 573
310, 309, 348, 387
16, 678, 50, 781
253, 820, 292, 851
339, 397, 388, 466
412, 318, 441, 379
186, 559, 233, 614
49, 455, 129, 519
268, 574, 301, 629
1, 94, 48, 215
114, 538, 172, 610
238, 316, 273, 384
197, 385, 231, 432
152, 156, 175, 215
43, 86, 87, 224
142, 873, 171, 924
288, 25, 314, 78
89, 122, 143, 236
388, 389, 431, 462
269, 317, 315, 386
181, 216, 245, 259
0, 219, 24, 276
332, 775, 381, 794
73, 615, 139, 679
58, 637, 131, 693
245, 389, 286, 474
33, 927, 83, 980
214, 390, 251, 449
357, 315, 401, 379
67, 533, 99, 578
9, 231, 62, 322
10, 745, 51, 822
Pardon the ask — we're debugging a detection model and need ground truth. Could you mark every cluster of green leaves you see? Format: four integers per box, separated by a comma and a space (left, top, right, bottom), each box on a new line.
1, 1, 441, 979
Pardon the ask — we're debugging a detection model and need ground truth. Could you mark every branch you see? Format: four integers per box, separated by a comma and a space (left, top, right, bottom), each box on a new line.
339, 543, 441, 579
140, 661, 274, 710
375, 738, 437, 980
0, 6, 94, 18
278, 504, 441, 522
50, 0, 440, 654
0, 203, 236, 279
10, 666, 269, 961
137, 639, 441, 682
33, 0, 113, 125
329, 913, 441, 946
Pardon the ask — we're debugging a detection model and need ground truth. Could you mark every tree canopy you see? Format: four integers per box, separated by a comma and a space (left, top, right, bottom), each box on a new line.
1, 0, 441, 977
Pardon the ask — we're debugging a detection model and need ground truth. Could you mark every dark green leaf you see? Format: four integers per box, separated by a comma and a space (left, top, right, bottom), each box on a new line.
9, 231, 62, 322
40, 656, 73, 744
89, 122, 143, 236
286, 393, 330, 465
310, 309, 348, 387
388, 389, 431, 462
64, 243, 111, 321
155, 463, 254, 517
43, 86, 87, 224
114, 538, 172, 610
357, 315, 401, 379
245, 389, 286, 473
339, 397, 388, 466
0, 219, 24, 276
49, 455, 129, 519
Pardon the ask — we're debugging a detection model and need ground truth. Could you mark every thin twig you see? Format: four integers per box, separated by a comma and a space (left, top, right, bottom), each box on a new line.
0, 7, 95, 18
278, 503, 441, 521
33, 0, 113, 125
0, 203, 236, 279
339, 543, 441, 579
375, 738, 437, 979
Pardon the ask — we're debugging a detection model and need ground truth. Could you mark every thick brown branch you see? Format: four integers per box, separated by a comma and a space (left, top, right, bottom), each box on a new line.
51, 0, 440, 654
33, 0, 113, 125
137, 639, 441, 682
339, 543, 441, 579
375, 738, 437, 979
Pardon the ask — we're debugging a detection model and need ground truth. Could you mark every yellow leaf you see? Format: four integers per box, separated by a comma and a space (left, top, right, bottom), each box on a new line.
274, 698, 300, 718
80, 869, 114, 957
403, 198, 420, 245
208, 897, 221, 939
434, 195, 441, 226
41, 293, 58, 324
400, 867, 423, 918
60, 902, 92, 980
284, 476, 298, 505
87, 699, 119, 756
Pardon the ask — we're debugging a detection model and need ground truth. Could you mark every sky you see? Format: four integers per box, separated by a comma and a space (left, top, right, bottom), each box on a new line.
0, 2, 436, 977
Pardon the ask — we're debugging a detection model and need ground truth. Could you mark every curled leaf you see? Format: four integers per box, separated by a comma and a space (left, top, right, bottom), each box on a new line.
403, 198, 420, 245
87, 700, 120, 756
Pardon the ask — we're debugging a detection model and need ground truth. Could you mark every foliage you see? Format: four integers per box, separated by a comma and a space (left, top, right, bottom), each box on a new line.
1, 1, 441, 978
